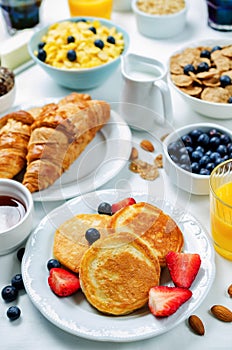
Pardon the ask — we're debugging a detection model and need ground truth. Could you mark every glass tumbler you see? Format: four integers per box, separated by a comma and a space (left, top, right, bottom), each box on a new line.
206, 0, 232, 31
67, 0, 113, 19
0, 0, 43, 35
210, 160, 232, 260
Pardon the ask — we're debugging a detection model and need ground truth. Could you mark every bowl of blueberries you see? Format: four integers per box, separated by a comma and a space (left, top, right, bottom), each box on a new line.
163, 123, 232, 195
168, 39, 232, 119
28, 16, 129, 90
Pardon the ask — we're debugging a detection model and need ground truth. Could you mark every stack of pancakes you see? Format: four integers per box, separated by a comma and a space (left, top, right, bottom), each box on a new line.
53, 201, 184, 315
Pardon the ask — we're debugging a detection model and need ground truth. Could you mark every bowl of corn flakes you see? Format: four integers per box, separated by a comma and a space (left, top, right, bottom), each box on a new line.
131, 0, 188, 39
169, 39, 232, 119
28, 17, 129, 90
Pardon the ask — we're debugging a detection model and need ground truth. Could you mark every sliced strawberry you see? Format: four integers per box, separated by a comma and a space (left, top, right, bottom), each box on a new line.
111, 197, 136, 214
148, 285, 192, 317
48, 267, 80, 297
166, 251, 201, 289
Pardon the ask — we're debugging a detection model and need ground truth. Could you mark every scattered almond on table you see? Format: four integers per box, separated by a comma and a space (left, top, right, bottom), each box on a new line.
210, 305, 232, 322
188, 315, 205, 336
140, 139, 155, 152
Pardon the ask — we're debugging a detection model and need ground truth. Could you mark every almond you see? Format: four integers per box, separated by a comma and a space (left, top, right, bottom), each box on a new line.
210, 305, 232, 322
140, 139, 154, 152
129, 147, 138, 161
227, 284, 232, 297
188, 315, 205, 336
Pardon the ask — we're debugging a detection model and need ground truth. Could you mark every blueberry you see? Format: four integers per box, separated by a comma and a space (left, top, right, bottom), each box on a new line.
181, 134, 192, 146
228, 96, 232, 103
199, 155, 210, 167
220, 133, 231, 145
211, 45, 222, 52
185, 146, 194, 154
37, 49, 46, 62
206, 162, 215, 173
227, 143, 232, 153
94, 39, 104, 49
170, 154, 179, 163
183, 64, 195, 75
220, 75, 231, 88
199, 168, 211, 175
97, 202, 112, 215
191, 150, 203, 162
222, 155, 229, 162
1, 285, 18, 302
215, 157, 223, 166
180, 154, 190, 165
47, 258, 61, 271
208, 128, 221, 138
107, 36, 116, 44
85, 228, 100, 244
17, 247, 25, 262
38, 41, 46, 49
89, 26, 97, 34
195, 145, 205, 154
11, 274, 24, 291
216, 144, 227, 156
200, 50, 211, 59
67, 35, 75, 43
197, 62, 209, 73
67, 50, 77, 61
189, 129, 202, 141
6, 306, 21, 321
197, 133, 210, 147
168, 141, 182, 155
74, 18, 87, 22
210, 152, 221, 163
191, 162, 200, 174
205, 150, 212, 157
209, 136, 220, 150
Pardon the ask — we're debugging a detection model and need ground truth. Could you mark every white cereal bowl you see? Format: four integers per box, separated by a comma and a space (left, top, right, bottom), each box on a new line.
163, 123, 232, 195
169, 39, 232, 119
0, 179, 34, 255
0, 84, 16, 114
131, 0, 188, 39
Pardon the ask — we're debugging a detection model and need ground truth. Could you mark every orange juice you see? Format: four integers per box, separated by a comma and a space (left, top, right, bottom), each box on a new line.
210, 182, 232, 260
67, 0, 113, 19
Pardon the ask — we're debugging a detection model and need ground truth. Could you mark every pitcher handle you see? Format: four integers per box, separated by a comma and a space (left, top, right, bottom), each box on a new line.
153, 79, 173, 125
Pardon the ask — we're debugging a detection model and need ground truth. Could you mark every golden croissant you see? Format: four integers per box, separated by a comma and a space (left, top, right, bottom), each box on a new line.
0, 110, 34, 178
22, 93, 111, 193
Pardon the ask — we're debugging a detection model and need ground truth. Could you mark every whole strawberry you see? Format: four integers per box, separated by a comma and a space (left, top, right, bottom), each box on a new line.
48, 268, 80, 297
166, 251, 201, 289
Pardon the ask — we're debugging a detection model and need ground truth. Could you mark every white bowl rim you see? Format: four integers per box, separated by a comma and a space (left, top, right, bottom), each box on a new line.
29, 16, 130, 73
168, 38, 232, 107
131, 0, 188, 18
0, 179, 33, 236
163, 122, 232, 180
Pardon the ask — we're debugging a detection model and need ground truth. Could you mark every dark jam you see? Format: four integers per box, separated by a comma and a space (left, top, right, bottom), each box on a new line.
0, 196, 26, 232
0, 0, 42, 31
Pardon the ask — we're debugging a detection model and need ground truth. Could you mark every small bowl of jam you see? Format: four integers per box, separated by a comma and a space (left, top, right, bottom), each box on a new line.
0, 179, 34, 255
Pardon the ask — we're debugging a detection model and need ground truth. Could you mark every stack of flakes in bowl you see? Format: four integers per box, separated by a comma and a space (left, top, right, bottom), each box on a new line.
170, 44, 232, 104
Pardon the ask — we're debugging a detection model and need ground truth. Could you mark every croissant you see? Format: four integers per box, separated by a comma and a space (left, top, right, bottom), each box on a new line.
22, 93, 110, 193
0, 110, 34, 178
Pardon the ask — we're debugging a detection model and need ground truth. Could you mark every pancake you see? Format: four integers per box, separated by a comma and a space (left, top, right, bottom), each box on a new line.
108, 202, 184, 267
79, 231, 160, 315
53, 213, 112, 273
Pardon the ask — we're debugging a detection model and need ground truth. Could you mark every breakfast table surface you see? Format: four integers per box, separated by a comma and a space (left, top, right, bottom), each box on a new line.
1, 0, 232, 349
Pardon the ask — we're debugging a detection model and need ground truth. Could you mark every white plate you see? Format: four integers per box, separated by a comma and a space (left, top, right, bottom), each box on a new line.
22, 189, 215, 343
10, 99, 132, 201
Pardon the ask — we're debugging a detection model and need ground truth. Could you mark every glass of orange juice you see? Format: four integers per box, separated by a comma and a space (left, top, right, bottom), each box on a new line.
210, 159, 232, 260
67, 0, 113, 19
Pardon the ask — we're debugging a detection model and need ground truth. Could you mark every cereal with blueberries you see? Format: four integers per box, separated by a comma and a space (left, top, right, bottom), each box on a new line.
170, 44, 232, 104
35, 19, 125, 69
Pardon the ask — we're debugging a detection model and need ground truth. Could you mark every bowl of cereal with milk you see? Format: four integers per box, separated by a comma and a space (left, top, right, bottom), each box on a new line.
169, 39, 232, 119
132, 0, 188, 38
28, 17, 129, 90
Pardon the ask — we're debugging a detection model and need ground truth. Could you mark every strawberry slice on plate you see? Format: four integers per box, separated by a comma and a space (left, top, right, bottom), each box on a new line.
48, 267, 80, 297
111, 197, 136, 214
148, 286, 192, 317
166, 251, 201, 289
